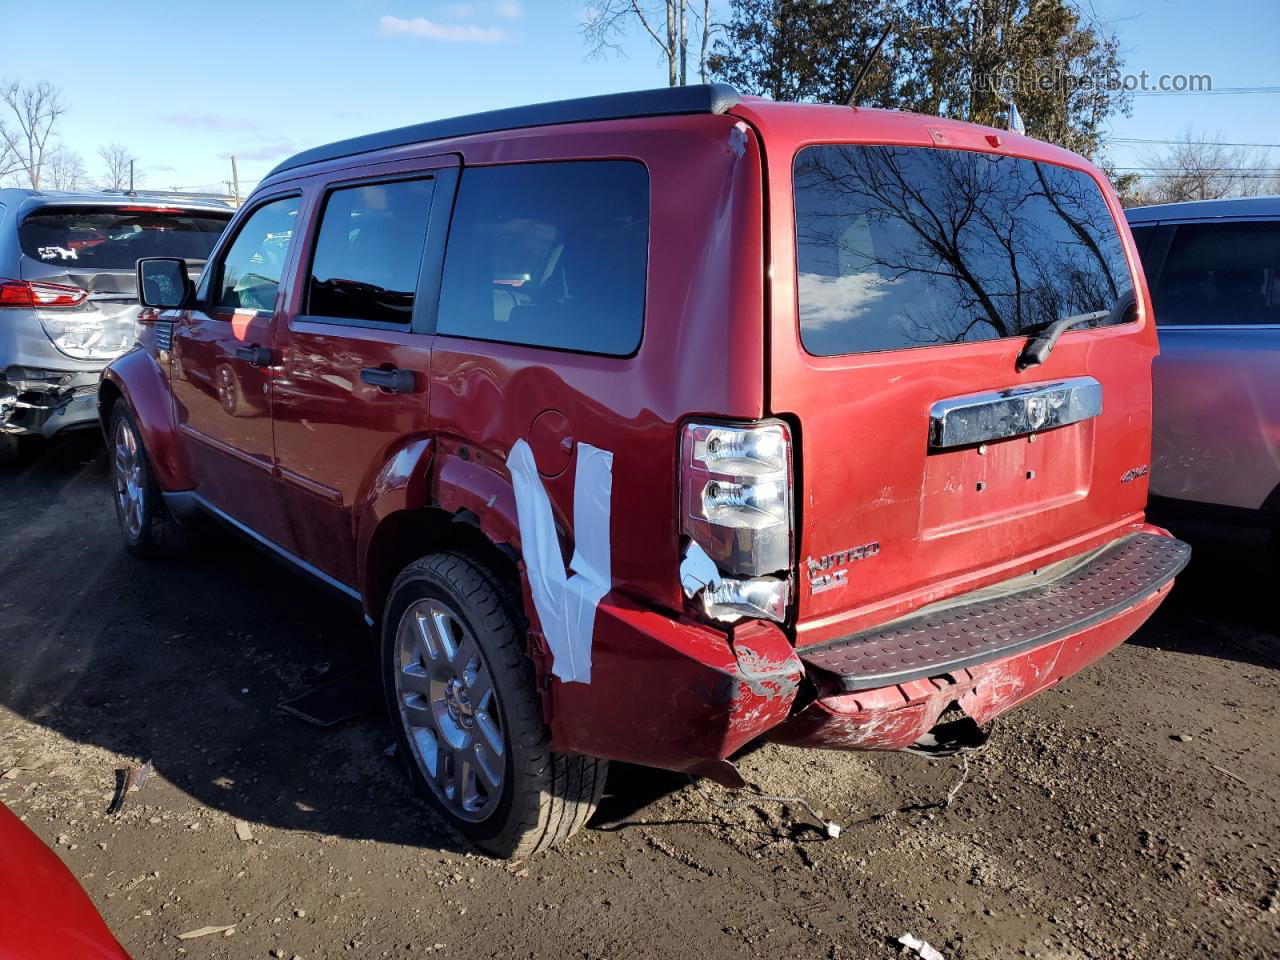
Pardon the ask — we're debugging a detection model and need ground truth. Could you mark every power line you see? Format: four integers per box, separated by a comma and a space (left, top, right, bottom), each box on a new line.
1108, 137, 1280, 149
1133, 85, 1280, 97
1111, 166, 1280, 173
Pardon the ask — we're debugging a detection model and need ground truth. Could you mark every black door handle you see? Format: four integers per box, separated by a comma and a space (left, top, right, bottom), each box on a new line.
235, 345, 272, 367
360, 367, 415, 394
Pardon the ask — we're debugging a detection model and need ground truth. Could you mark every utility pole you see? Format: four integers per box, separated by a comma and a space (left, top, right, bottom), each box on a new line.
230, 155, 241, 206
128, 159, 135, 194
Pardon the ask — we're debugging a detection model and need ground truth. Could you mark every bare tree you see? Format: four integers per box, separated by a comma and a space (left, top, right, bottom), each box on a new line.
580, 1, 717, 86
98, 142, 137, 191
1134, 131, 1279, 204
45, 146, 87, 191
0, 80, 68, 189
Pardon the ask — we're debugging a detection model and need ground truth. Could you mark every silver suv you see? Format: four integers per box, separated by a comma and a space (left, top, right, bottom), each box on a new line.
0, 190, 231, 461
1126, 196, 1280, 546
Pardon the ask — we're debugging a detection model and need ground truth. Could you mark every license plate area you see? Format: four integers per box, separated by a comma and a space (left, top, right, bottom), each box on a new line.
920, 420, 1094, 536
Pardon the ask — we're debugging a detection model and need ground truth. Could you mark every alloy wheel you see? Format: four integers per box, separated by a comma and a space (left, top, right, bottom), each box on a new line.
393, 599, 506, 822
112, 417, 145, 541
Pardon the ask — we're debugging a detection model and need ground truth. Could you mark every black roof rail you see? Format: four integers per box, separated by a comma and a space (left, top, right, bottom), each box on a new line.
265, 83, 742, 180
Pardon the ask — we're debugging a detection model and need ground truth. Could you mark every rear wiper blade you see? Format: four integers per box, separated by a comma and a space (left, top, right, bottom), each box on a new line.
1016, 300, 1125, 372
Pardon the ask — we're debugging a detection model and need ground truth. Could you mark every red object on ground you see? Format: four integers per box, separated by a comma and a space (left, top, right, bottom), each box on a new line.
0, 803, 129, 960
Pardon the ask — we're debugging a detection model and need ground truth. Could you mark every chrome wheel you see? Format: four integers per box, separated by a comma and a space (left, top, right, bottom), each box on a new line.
112, 416, 145, 540
394, 599, 505, 822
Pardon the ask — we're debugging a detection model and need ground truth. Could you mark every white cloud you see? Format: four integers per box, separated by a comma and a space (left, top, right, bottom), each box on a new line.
797, 271, 898, 330
494, 0, 523, 18
378, 13, 507, 43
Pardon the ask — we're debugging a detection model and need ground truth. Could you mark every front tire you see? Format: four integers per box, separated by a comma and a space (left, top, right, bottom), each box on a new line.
109, 405, 170, 559
382, 552, 606, 858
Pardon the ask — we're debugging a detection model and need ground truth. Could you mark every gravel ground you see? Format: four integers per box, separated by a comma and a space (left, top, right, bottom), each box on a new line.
1, 434, 1277, 960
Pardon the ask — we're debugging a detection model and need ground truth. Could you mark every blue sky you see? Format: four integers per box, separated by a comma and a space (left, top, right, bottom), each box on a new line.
1, 0, 1276, 195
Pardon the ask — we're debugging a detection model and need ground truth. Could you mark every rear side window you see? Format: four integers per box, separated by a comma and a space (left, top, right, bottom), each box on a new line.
1128, 224, 1155, 256
213, 196, 300, 312
793, 145, 1135, 356
436, 161, 649, 355
308, 179, 435, 324
1150, 221, 1280, 326
18, 206, 229, 270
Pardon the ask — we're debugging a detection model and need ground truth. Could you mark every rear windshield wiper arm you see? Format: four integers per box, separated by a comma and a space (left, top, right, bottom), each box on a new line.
1015, 310, 1108, 371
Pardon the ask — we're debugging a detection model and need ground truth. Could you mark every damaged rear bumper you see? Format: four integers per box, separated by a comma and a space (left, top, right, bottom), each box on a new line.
768, 530, 1189, 751
546, 530, 1187, 779
547, 595, 804, 787
1, 368, 102, 438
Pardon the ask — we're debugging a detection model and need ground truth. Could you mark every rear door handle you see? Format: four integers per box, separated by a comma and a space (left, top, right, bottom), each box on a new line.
235, 345, 272, 367
360, 367, 415, 394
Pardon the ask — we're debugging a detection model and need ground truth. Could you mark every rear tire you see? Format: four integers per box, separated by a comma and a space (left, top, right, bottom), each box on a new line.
0, 434, 19, 466
382, 552, 606, 857
108, 404, 171, 559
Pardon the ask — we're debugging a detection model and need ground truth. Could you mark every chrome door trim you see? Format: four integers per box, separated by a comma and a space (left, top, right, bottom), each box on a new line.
929, 376, 1103, 450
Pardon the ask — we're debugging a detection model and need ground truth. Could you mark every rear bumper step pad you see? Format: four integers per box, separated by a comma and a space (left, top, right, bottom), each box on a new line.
799, 532, 1191, 692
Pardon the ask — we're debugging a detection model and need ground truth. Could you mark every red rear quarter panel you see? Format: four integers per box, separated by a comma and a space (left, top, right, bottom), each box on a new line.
427, 114, 768, 614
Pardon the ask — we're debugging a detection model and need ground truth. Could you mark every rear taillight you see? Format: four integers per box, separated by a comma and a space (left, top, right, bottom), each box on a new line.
0, 279, 89, 309
680, 420, 794, 623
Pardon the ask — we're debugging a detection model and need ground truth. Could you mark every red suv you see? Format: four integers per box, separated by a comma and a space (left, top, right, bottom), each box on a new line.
100, 84, 1189, 857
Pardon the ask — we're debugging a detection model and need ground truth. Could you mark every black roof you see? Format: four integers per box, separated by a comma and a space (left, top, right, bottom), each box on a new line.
265, 83, 742, 180
1125, 195, 1280, 223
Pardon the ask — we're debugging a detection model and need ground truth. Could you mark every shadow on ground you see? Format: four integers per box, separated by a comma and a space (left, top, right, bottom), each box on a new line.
2, 433, 1274, 858
1133, 532, 1279, 669
0, 433, 472, 852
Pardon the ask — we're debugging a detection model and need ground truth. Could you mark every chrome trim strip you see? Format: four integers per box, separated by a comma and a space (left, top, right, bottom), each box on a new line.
929, 376, 1102, 449
278, 466, 345, 505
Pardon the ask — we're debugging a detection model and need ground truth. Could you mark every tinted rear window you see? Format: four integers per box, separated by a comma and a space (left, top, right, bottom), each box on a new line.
19, 206, 230, 271
1149, 220, 1280, 326
793, 145, 1134, 356
436, 161, 649, 356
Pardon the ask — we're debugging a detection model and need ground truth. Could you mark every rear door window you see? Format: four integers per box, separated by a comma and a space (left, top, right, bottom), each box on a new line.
1149, 220, 1280, 326
18, 206, 230, 269
212, 196, 301, 312
436, 160, 649, 356
793, 145, 1135, 356
307, 178, 435, 325
1128, 224, 1156, 256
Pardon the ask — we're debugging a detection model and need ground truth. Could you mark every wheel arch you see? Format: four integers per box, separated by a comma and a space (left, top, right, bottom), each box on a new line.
363, 505, 521, 630
359, 444, 525, 628
98, 353, 192, 490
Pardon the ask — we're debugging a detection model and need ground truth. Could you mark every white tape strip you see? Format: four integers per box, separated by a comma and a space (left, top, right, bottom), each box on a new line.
507, 438, 613, 685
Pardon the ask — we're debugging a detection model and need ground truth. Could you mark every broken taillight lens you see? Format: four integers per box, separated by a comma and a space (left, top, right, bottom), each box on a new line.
680, 420, 794, 623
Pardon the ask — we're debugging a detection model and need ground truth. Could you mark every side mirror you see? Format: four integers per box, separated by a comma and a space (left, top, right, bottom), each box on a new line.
137, 257, 194, 310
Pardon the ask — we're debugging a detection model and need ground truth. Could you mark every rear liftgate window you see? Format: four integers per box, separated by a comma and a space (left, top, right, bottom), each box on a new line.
436, 160, 649, 356
793, 145, 1135, 356
18, 207, 229, 269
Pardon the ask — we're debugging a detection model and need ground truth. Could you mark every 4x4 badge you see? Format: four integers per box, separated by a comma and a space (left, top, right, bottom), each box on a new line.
1120, 464, 1149, 483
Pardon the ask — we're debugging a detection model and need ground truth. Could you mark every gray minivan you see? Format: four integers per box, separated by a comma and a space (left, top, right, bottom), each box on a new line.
1127, 196, 1280, 546
0, 189, 231, 461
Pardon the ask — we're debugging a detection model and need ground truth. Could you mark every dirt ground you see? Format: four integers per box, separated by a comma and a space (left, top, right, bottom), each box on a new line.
1, 433, 1277, 960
